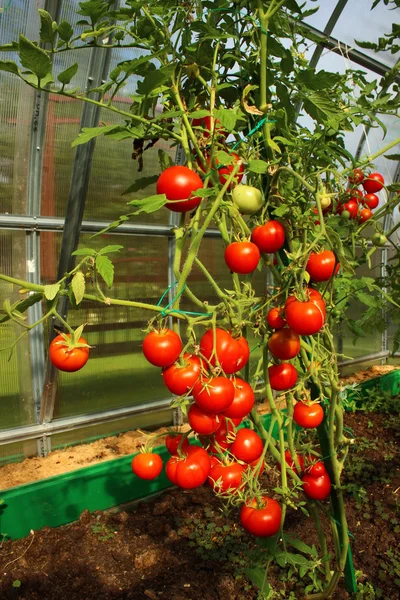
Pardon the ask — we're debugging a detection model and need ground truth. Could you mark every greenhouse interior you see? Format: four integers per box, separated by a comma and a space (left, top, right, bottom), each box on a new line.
0, 0, 399, 599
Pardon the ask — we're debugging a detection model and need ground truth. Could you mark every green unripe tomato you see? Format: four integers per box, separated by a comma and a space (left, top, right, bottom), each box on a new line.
341, 210, 351, 220
232, 184, 264, 215
371, 233, 387, 247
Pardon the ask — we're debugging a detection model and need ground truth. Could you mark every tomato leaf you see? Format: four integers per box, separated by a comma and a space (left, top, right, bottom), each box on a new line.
0, 60, 20, 75
57, 20, 74, 43
215, 150, 232, 165
213, 108, 237, 131
71, 272, 85, 305
72, 247, 96, 257
244, 568, 270, 594
71, 125, 123, 148
38, 9, 56, 45
18, 35, 52, 80
122, 175, 158, 196
98, 245, 124, 255
57, 62, 78, 85
77, 0, 110, 25
95, 255, 114, 288
0, 293, 43, 324
44, 283, 61, 301
127, 194, 167, 214
384, 153, 400, 161
158, 149, 173, 172
248, 159, 269, 174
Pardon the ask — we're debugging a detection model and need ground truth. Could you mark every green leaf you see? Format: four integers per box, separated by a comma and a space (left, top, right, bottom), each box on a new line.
273, 204, 291, 218
12, 581, 21, 589
303, 91, 345, 124
57, 62, 78, 85
57, 21, 74, 43
127, 194, 167, 214
44, 283, 60, 301
95, 255, 114, 288
355, 291, 379, 308
72, 248, 96, 256
71, 125, 121, 148
215, 150, 231, 165
244, 568, 270, 593
282, 534, 316, 556
248, 159, 269, 174
384, 153, 400, 160
38, 9, 56, 45
0, 42, 19, 51
0, 293, 43, 324
158, 149, 173, 172
18, 35, 52, 80
71, 272, 85, 305
23, 72, 54, 88
136, 63, 175, 96
0, 60, 19, 75
122, 175, 158, 196
213, 108, 237, 132
98, 245, 123, 255
77, 0, 110, 25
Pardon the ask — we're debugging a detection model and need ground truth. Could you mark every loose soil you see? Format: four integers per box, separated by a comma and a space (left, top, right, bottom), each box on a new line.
0, 409, 399, 600
0, 366, 397, 491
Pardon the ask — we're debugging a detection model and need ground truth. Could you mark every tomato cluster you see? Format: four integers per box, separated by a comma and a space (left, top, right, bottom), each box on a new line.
282, 451, 332, 501
335, 170, 385, 222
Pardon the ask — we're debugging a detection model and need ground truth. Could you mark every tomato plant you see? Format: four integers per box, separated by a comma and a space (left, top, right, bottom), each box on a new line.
131, 452, 163, 480
240, 497, 282, 537
142, 328, 182, 367
49, 334, 89, 372
156, 165, 203, 212
224, 241, 260, 274
251, 221, 285, 254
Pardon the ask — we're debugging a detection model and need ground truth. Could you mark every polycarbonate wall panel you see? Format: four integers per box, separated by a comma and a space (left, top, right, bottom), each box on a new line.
0, 439, 37, 468
0, 231, 35, 429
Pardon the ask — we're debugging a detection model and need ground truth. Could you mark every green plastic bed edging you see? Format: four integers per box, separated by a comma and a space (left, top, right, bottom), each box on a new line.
0, 370, 399, 541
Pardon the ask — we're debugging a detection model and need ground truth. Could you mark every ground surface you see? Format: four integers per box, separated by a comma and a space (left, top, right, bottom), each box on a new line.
0, 409, 398, 600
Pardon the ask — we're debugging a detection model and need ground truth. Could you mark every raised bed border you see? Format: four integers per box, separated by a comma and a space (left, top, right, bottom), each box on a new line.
1, 370, 399, 541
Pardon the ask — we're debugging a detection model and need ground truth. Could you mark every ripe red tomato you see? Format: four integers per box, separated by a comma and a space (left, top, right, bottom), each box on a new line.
156, 165, 203, 213
192, 376, 235, 413
363, 193, 379, 209
302, 473, 331, 501
348, 168, 364, 185
208, 461, 245, 492
192, 115, 227, 139
304, 457, 327, 477
207, 418, 236, 453
200, 328, 249, 374
293, 402, 324, 428
338, 199, 358, 219
268, 328, 300, 360
251, 221, 285, 254
187, 404, 220, 435
131, 452, 163, 480
267, 307, 286, 329
224, 241, 260, 274
240, 497, 282, 537
285, 298, 325, 336
268, 363, 298, 391
231, 428, 263, 463
306, 250, 340, 282
222, 377, 255, 419
165, 434, 191, 456
142, 328, 182, 367
362, 172, 384, 194
166, 445, 211, 489
217, 153, 244, 187
348, 189, 364, 204
162, 353, 201, 396
283, 449, 305, 475
49, 334, 90, 372
359, 207, 373, 222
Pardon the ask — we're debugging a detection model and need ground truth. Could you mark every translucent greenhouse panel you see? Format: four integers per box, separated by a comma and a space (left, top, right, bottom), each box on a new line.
0, 231, 35, 429
51, 233, 171, 420
0, 440, 37, 470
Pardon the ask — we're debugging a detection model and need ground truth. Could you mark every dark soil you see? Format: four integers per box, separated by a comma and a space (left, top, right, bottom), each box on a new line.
0, 410, 399, 600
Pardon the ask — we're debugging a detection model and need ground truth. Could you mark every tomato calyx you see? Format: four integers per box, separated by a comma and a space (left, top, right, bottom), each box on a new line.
54, 325, 91, 352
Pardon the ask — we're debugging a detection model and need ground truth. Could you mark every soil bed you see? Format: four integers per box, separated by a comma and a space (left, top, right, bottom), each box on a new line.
0, 410, 398, 599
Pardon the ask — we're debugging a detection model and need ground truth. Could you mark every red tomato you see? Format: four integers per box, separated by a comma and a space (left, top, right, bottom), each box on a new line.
217, 153, 244, 187
285, 299, 325, 336
267, 307, 286, 329
363, 193, 379, 209
208, 461, 245, 492
192, 115, 227, 139
131, 452, 163, 480
49, 334, 89, 372
192, 376, 235, 413
304, 457, 327, 477
302, 473, 331, 501
348, 189, 364, 204
306, 250, 340, 282
231, 428, 263, 463
251, 221, 285, 254
338, 199, 358, 219
283, 449, 305, 475
142, 328, 182, 367
240, 497, 282, 537
362, 172, 384, 194
348, 168, 364, 185
268, 363, 298, 391
359, 207, 373, 222
207, 418, 236, 453
162, 353, 201, 396
268, 328, 300, 360
166, 445, 211, 489
156, 165, 203, 213
187, 404, 220, 435
293, 402, 324, 428
224, 241, 260, 274
200, 328, 249, 374
222, 377, 255, 419
165, 434, 191, 456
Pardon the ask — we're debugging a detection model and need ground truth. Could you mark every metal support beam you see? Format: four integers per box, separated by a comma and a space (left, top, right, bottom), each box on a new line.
338, 350, 390, 369
308, 0, 349, 70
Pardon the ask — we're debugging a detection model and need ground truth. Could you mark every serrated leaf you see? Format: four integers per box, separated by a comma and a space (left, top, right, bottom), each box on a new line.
38, 9, 56, 45
248, 159, 269, 174
95, 255, 114, 288
0, 60, 20, 75
72, 247, 96, 256
44, 283, 60, 301
355, 291, 378, 307
136, 63, 175, 96
189, 109, 211, 119
18, 34, 52, 80
158, 149, 173, 172
71, 272, 85, 305
71, 125, 121, 148
77, 0, 110, 24
215, 150, 231, 165
127, 194, 167, 214
98, 245, 124, 255
213, 108, 237, 132
122, 175, 158, 196
57, 62, 78, 85
273, 204, 290, 218
57, 21, 74, 43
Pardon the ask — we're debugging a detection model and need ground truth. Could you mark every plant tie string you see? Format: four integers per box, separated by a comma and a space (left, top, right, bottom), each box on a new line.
156, 282, 212, 317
